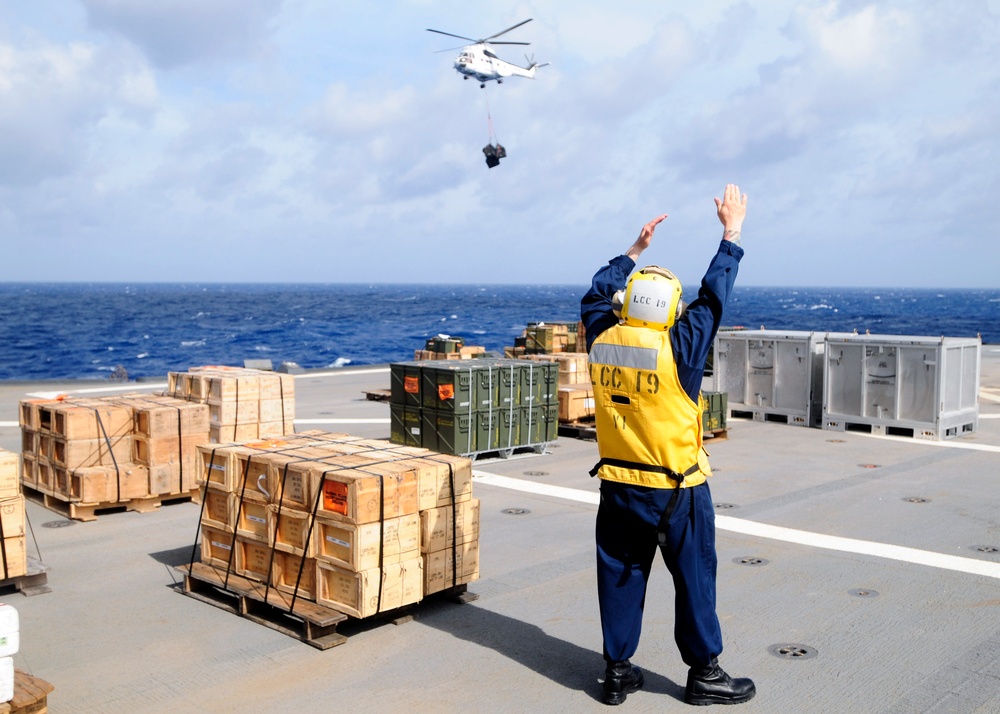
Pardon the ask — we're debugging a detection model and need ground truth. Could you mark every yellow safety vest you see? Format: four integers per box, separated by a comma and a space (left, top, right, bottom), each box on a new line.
588, 323, 711, 488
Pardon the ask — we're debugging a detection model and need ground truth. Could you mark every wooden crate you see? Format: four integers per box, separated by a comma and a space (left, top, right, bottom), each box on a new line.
269, 506, 316, 557
67, 464, 150, 503
208, 398, 260, 427
314, 513, 420, 571
133, 399, 209, 438
0, 536, 26, 581
51, 436, 132, 470
270, 551, 317, 600
235, 495, 271, 543
316, 557, 423, 619
558, 385, 595, 422
420, 498, 480, 553
423, 540, 480, 596
235, 535, 274, 582
197, 445, 233, 491
210, 423, 259, 444
0, 452, 18, 501
411, 455, 473, 511
43, 402, 132, 440
314, 456, 418, 525
200, 487, 236, 532
200, 525, 236, 569
18, 455, 35, 491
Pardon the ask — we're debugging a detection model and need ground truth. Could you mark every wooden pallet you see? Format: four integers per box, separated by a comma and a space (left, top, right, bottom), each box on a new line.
704, 427, 729, 442
558, 420, 596, 440
180, 561, 478, 649
181, 561, 349, 649
0, 557, 51, 597
0, 670, 54, 714
24, 485, 199, 522
363, 389, 392, 402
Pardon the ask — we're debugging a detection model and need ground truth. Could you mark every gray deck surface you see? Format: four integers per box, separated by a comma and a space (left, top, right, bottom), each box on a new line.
0, 349, 999, 713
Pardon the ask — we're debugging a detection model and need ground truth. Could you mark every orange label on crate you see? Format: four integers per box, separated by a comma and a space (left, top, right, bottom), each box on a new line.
438, 384, 455, 401
323, 480, 349, 516
404, 376, 419, 394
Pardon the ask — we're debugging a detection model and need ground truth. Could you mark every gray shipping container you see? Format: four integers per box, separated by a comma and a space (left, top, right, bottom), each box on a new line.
822, 334, 980, 440
713, 330, 847, 427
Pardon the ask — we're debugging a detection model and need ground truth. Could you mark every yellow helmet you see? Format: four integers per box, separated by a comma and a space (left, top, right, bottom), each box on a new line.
613, 266, 684, 330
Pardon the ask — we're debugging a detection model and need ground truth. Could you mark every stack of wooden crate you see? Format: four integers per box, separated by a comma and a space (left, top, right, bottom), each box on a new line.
167, 366, 295, 443
519, 353, 594, 423
0, 450, 26, 581
414, 335, 486, 361
506, 321, 585, 357
195, 430, 478, 620
18, 395, 208, 517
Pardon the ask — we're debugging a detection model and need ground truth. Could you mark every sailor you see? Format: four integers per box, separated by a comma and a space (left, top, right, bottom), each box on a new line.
581, 184, 755, 707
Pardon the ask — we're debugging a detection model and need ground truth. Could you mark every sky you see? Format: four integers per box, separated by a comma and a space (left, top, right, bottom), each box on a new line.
1, 1, 999, 288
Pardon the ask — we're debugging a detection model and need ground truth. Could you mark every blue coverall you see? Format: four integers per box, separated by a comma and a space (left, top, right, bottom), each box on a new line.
581, 239, 743, 668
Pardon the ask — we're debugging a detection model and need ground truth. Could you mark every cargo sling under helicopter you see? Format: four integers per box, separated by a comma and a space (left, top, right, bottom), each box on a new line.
427, 19, 547, 167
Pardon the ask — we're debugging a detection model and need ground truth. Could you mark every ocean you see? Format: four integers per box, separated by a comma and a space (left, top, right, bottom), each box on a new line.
0, 283, 997, 382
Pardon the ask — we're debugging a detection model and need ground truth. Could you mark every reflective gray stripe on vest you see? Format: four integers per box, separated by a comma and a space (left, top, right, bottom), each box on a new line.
589, 343, 658, 370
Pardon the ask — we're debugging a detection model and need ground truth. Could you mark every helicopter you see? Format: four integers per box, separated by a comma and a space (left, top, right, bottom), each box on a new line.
427, 18, 547, 88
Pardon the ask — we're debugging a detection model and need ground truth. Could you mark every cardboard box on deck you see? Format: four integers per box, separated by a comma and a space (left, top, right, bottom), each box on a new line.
317, 557, 423, 618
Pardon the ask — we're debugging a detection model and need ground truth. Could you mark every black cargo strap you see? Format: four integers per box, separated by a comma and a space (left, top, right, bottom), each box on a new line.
588, 457, 700, 484
589, 458, 700, 548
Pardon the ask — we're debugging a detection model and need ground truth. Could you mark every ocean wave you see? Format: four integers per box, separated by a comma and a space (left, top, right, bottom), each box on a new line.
137, 353, 149, 359
326, 357, 352, 368
181, 340, 206, 347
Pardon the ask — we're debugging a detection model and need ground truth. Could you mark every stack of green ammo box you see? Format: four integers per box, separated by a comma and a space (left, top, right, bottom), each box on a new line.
700, 391, 728, 433
390, 359, 560, 456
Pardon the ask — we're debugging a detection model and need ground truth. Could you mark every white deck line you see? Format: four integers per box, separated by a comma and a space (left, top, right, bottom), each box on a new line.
26, 383, 167, 399
294, 368, 390, 379
294, 418, 391, 425
472, 471, 1000, 580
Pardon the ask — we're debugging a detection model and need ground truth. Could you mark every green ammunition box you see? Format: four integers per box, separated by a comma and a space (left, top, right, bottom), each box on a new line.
521, 403, 558, 444
422, 409, 475, 455
519, 360, 559, 405
389, 404, 422, 447
390, 361, 423, 407
700, 391, 728, 431
421, 363, 477, 413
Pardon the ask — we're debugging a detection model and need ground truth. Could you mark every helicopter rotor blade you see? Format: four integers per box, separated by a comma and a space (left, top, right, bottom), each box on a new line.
426, 28, 479, 43
485, 18, 532, 41
486, 41, 531, 46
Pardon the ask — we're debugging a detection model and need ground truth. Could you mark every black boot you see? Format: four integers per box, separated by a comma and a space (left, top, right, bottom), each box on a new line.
684, 659, 755, 706
602, 659, 644, 705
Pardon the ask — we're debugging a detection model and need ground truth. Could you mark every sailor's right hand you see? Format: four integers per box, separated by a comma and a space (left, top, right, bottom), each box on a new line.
626, 214, 667, 261
715, 184, 747, 235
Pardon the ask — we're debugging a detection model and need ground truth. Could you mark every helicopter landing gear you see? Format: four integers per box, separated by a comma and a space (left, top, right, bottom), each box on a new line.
480, 83, 485, 88
497, 79, 503, 84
